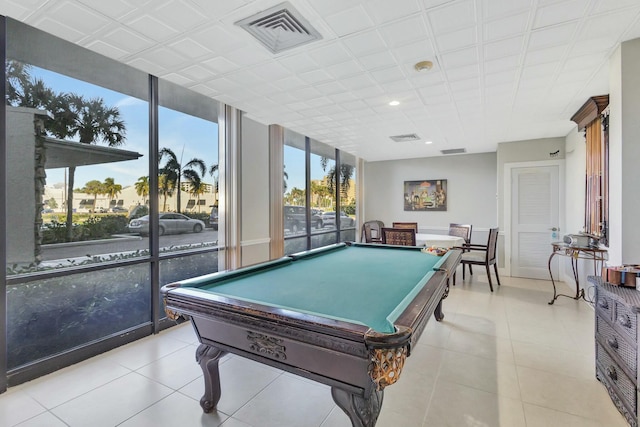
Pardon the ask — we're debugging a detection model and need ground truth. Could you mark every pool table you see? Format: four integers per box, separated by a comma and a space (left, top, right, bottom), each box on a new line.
161, 242, 461, 427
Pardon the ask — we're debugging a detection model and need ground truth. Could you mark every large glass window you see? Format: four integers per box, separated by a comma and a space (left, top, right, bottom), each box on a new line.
283, 130, 357, 255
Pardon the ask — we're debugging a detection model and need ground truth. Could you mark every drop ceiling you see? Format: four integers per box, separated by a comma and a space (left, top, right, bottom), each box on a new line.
2, 0, 640, 162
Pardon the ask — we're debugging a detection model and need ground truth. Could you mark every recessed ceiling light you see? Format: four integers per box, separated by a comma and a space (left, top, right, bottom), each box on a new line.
415, 60, 433, 72
424, 141, 433, 145
389, 100, 400, 106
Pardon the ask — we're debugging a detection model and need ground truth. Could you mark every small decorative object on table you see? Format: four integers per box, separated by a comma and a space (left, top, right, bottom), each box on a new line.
422, 246, 448, 256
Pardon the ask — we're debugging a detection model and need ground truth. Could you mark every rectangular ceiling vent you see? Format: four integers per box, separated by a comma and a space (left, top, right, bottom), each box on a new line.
389, 133, 421, 142
441, 148, 467, 155
235, 2, 322, 54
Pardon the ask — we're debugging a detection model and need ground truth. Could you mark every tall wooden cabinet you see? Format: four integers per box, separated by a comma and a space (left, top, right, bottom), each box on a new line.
592, 276, 640, 426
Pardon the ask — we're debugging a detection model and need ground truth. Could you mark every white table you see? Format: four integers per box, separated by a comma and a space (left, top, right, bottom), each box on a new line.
416, 233, 464, 248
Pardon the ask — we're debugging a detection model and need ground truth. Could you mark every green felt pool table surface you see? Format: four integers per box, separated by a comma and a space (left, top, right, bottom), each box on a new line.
180, 243, 450, 333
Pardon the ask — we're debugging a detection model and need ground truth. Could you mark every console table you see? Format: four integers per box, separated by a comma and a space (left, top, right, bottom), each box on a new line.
590, 276, 640, 426
548, 243, 607, 305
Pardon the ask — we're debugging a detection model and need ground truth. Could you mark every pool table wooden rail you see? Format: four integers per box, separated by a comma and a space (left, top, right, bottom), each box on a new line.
161, 245, 461, 427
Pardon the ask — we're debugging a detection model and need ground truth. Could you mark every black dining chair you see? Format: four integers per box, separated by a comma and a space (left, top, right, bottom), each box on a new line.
361, 220, 385, 243
449, 223, 473, 277
391, 222, 418, 232
458, 227, 501, 292
381, 227, 416, 246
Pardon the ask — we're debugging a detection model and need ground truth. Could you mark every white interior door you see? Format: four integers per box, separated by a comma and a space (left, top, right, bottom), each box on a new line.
511, 165, 560, 279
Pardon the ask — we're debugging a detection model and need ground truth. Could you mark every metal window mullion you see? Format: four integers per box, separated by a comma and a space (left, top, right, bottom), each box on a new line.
148, 75, 160, 332
305, 137, 311, 249
0, 15, 8, 394
335, 148, 341, 240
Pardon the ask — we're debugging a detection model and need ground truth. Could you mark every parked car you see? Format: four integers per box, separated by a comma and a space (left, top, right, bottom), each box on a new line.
320, 211, 355, 228
111, 206, 128, 213
284, 205, 323, 234
209, 206, 219, 230
128, 213, 205, 236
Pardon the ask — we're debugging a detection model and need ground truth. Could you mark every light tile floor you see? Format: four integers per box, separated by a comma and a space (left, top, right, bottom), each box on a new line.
0, 272, 630, 427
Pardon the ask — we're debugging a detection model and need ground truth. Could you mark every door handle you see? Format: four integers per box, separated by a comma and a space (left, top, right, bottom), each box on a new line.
550, 227, 558, 231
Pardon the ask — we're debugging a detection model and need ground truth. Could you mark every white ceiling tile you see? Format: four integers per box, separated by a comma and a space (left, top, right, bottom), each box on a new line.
369, 66, 407, 84
154, 0, 208, 31
391, 40, 438, 65
160, 72, 196, 87
278, 52, 320, 74
307, 0, 365, 17
435, 26, 477, 52
44, 1, 111, 35
380, 79, 414, 94
528, 22, 578, 50
226, 69, 266, 87
484, 0, 534, 20
523, 45, 568, 66
440, 46, 479, 68
298, 69, 334, 84
124, 14, 180, 41
485, 69, 517, 87
357, 51, 398, 71
484, 36, 525, 60
533, 0, 590, 29
325, 60, 364, 79
484, 12, 530, 41
191, 25, 245, 53
579, 10, 640, 41
189, 0, 250, 19
168, 37, 215, 59
352, 29, 396, 56
307, 43, 353, 66
484, 55, 520, 73
313, 80, 349, 95
272, 75, 308, 91
126, 57, 167, 75
364, 0, 421, 25
592, 0, 640, 14
101, 27, 154, 53
340, 73, 378, 90
201, 56, 239, 75
569, 36, 617, 56
379, 15, 429, 48
428, 0, 476, 35
224, 46, 272, 67
323, 4, 375, 37
446, 63, 480, 81
409, 70, 445, 88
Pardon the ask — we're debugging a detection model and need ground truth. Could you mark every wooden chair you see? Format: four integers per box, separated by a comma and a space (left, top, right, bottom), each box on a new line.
391, 222, 418, 232
381, 227, 416, 246
458, 227, 501, 292
361, 220, 385, 243
449, 223, 473, 277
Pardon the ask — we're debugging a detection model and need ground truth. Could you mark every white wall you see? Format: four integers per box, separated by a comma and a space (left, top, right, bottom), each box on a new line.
240, 117, 270, 266
363, 153, 497, 243
564, 128, 586, 237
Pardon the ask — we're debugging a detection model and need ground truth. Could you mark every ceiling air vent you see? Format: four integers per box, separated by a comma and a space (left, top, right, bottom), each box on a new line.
440, 148, 467, 155
389, 133, 421, 142
235, 2, 322, 54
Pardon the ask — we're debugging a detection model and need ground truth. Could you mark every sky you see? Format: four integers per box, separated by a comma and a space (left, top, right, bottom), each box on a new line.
32, 66, 333, 194
33, 67, 218, 190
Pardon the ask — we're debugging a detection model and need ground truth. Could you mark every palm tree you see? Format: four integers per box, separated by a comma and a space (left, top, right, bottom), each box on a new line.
321, 158, 354, 210
134, 176, 150, 205
103, 177, 122, 209
158, 174, 175, 212
81, 180, 105, 212
159, 147, 206, 213
46, 93, 126, 240
190, 181, 208, 212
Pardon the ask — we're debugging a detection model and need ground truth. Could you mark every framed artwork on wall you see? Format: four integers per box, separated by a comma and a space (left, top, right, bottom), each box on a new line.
404, 180, 447, 211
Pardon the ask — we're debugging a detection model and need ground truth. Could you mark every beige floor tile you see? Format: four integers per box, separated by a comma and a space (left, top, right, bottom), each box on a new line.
0, 389, 46, 426
119, 391, 227, 427
180, 356, 281, 416
158, 321, 199, 345
517, 365, 624, 423
423, 379, 526, 427
50, 372, 173, 427
319, 407, 351, 427
135, 343, 202, 389
511, 340, 594, 380
523, 402, 628, 427
444, 327, 515, 362
21, 355, 131, 409
438, 350, 521, 399
103, 332, 193, 370
219, 417, 255, 427
14, 411, 67, 427
232, 375, 334, 427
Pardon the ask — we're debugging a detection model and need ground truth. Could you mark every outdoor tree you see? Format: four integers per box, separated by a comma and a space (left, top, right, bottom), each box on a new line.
6, 60, 127, 240
103, 177, 122, 208
158, 174, 175, 212
81, 180, 105, 212
135, 176, 150, 204
159, 147, 206, 213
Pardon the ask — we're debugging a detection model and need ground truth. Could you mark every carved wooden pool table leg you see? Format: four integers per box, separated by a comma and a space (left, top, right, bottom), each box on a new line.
331, 387, 384, 427
196, 344, 227, 413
